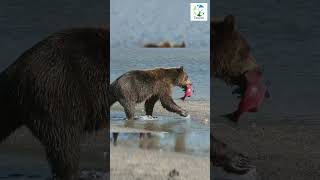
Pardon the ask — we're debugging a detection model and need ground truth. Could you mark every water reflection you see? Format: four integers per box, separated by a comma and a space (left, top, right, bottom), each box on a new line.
174, 132, 186, 153
111, 112, 209, 156
112, 132, 188, 154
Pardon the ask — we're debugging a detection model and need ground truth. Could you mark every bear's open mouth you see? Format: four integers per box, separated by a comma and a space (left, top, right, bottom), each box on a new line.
181, 83, 191, 91
181, 85, 187, 91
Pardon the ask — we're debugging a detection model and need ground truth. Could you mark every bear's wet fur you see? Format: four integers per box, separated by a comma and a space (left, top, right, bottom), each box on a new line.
109, 66, 191, 120
0, 27, 108, 179
211, 15, 258, 86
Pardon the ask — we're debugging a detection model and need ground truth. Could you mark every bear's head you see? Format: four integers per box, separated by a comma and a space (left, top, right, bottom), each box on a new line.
174, 66, 192, 88
211, 15, 259, 86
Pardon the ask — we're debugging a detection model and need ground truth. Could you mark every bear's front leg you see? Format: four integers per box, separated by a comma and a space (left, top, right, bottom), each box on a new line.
159, 96, 189, 117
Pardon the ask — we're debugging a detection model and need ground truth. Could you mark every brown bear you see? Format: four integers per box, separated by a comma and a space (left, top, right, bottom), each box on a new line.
143, 41, 186, 48
0, 27, 108, 179
211, 15, 260, 174
109, 66, 191, 120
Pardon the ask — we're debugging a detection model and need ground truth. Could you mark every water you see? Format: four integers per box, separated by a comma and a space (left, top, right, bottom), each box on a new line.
110, 48, 210, 156
110, 0, 210, 48
212, 0, 320, 126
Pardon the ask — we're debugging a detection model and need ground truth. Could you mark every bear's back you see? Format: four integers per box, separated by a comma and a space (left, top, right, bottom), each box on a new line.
0, 27, 109, 130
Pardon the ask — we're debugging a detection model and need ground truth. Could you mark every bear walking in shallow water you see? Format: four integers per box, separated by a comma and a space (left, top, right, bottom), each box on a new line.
109, 66, 192, 120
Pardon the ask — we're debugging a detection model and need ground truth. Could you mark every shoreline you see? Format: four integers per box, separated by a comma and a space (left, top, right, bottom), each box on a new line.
110, 100, 210, 133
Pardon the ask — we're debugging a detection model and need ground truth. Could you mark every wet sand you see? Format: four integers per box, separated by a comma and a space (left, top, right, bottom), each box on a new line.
213, 122, 320, 180
110, 144, 210, 180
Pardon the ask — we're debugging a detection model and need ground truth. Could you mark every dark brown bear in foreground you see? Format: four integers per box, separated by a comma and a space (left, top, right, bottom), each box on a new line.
109, 67, 191, 120
211, 15, 260, 174
0, 28, 108, 179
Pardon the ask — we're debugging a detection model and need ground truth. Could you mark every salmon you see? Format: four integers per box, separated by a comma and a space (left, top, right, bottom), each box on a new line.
224, 69, 270, 122
180, 84, 193, 101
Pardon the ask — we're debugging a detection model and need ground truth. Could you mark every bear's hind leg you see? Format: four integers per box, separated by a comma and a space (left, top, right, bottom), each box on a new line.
47, 130, 80, 180
145, 95, 159, 116
119, 100, 135, 120
113, 132, 119, 146
30, 125, 81, 180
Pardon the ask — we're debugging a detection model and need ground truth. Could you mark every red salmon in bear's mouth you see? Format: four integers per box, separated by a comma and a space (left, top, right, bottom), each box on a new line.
180, 84, 193, 101
224, 69, 270, 122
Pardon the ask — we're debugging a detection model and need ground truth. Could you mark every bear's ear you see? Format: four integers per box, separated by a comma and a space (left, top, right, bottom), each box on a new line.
223, 15, 235, 32
176, 66, 184, 73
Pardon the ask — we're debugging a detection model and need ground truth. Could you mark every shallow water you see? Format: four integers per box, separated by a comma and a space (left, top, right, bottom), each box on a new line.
213, 0, 320, 126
